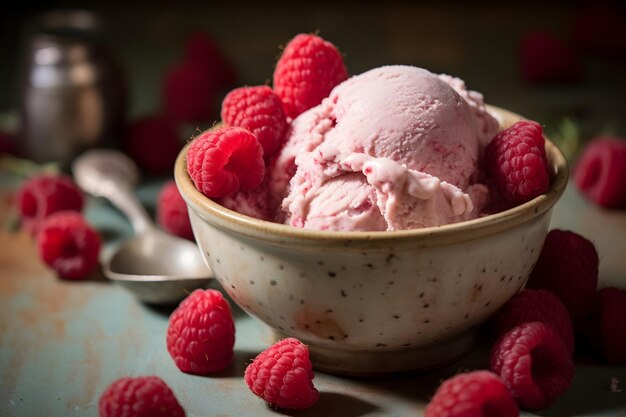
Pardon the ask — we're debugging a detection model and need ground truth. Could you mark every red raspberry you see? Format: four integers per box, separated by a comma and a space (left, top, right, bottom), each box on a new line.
485, 120, 550, 204
221, 86, 288, 158
124, 115, 182, 175
99, 376, 185, 417
526, 229, 598, 324
573, 137, 626, 209
186, 126, 265, 198
183, 32, 236, 90
37, 211, 101, 280
493, 289, 574, 353
163, 62, 216, 124
424, 370, 519, 417
157, 181, 193, 240
490, 322, 574, 411
519, 30, 583, 85
245, 338, 319, 410
273, 34, 348, 119
166, 289, 235, 374
585, 287, 626, 365
16, 174, 84, 235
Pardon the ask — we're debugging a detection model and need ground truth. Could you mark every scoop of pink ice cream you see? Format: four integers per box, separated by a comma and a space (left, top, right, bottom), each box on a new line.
277, 65, 499, 231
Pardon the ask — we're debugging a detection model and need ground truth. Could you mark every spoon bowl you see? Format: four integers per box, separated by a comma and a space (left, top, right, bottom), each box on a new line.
73, 150, 212, 305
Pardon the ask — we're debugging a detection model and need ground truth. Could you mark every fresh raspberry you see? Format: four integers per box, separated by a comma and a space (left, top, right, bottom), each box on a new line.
37, 211, 101, 280
519, 30, 583, 85
163, 62, 216, 124
485, 120, 550, 204
124, 115, 182, 175
573, 137, 626, 209
245, 338, 319, 410
99, 375, 185, 417
493, 289, 574, 353
490, 322, 574, 410
183, 32, 236, 90
221, 86, 288, 158
16, 174, 84, 235
273, 33, 348, 119
186, 126, 265, 198
0, 131, 17, 156
424, 370, 519, 417
157, 181, 193, 240
526, 229, 598, 324
585, 287, 626, 365
166, 289, 235, 374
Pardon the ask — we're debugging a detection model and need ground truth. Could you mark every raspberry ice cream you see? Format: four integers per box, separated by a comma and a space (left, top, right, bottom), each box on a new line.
274, 65, 499, 231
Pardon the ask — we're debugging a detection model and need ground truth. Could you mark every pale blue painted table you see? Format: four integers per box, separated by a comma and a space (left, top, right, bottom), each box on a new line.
1, 180, 625, 417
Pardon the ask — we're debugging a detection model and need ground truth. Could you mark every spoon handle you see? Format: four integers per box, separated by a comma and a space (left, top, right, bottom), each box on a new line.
72, 149, 155, 235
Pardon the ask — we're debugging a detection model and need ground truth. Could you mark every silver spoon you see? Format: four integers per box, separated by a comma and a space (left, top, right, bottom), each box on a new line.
73, 149, 212, 304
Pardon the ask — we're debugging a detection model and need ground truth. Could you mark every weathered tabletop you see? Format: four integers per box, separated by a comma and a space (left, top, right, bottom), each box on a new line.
1, 180, 625, 417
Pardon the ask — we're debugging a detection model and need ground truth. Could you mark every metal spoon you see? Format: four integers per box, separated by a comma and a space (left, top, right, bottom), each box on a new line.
73, 149, 212, 304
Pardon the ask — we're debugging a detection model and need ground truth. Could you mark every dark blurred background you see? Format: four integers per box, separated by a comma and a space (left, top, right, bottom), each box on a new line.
0, 1, 625, 174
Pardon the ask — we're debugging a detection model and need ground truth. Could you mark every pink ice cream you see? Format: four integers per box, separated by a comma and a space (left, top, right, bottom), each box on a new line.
271, 65, 499, 231
222, 65, 500, 231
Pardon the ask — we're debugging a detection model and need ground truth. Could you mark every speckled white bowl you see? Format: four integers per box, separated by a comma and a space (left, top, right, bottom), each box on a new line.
174, 107, 568, 376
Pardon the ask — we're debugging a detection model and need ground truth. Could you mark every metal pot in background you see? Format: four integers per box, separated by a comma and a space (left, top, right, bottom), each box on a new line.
18, 10, 126, 166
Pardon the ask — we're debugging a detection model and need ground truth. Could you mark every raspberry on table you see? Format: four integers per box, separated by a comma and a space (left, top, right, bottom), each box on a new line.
573, 137, 626, 209
585, 287, 626, 365
245, 337, 319, 410
16, 174, 84, 235
526, 229, 599, 324
273, 33, 348, 119
157, 181, 193, 240
124, 115, 182, 175
183, 32, 236, 91
424, 370, 519, 417
485, 120, 550, 204
163, 62, 216, 124
490, 322, 575, 411
99, 375, 185, 417
186, 126, 265, 198
519, 30, 583, 85
493, 289, 574, 353
221, 85, 288, 158
166, 289, 235, 375
37, 211, 101, 280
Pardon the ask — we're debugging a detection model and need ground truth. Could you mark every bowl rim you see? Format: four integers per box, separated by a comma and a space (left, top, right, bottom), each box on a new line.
175, 105, 569, 246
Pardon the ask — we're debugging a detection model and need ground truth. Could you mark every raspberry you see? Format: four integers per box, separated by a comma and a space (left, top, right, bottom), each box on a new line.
585, 287, 626, 364
124, 115, 182, 175
183, 32, 236, 90
16, 174, 84, 235
519, 30, 583, 85
99, 376, 185, 417
490, 322, 574, 410
186, 126, 265, 198
163, 62, 216, 124
166, 289, 235, 374
493, 289, 574, 353
221, 86, 288, 158
157, 181, 193, 240
37, 211, 101, 280
573, 137, 626, 209
245, 338, 319, 410
424, 370, 519, 417
526, 229, 598, 324
273, 33, 348, 119
485, 120, 550, 204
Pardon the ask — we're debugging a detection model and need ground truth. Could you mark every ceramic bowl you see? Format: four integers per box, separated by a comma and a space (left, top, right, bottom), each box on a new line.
174, 106, 568, 376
